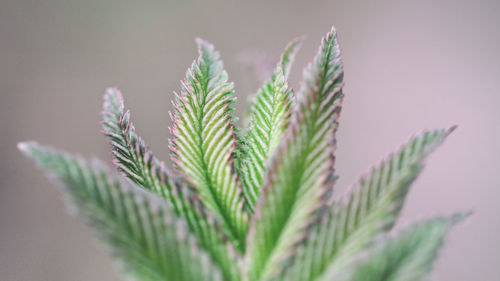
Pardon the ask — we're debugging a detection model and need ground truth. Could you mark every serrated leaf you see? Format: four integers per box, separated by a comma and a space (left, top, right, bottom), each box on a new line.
279, 37, 304, 79
101, 88, 172, 198
101, 88, 241, 281
245, 26, 344, 281
18, 142, 222, 281
277, 128, 455, 281
238, 38, 303, 212
169, 39, 248, 249
320, 214, 467, 281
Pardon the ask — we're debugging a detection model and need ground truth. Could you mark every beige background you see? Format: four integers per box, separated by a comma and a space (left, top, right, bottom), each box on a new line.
1, 0, 499, 280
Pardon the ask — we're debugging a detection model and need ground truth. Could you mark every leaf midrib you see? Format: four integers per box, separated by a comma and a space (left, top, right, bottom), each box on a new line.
195, 63, 243, 251
266, 74, 285, 157
257, 37, 335, 280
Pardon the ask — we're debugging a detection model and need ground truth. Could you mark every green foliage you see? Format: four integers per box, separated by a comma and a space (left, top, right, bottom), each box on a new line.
19, 26, 467, 281
245, 27, 343, 281
238, 38, 302, 212
274, 128, 455, 281
169, 39, 248, 246
18, 142, 222, 281
102, 88, 241, 280
321, 214, 468, 281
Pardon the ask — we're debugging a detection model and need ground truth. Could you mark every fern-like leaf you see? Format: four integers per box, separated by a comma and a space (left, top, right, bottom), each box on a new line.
18, 142, 222, 281
101, 88, 241, 281
245, 26, 344, 281
320, 214, 468, 281
169, 39, 247, 248
277, 128, 455, 281
101, 88, 172, 198
279, 37, 304, 79
239, 38, 303, 211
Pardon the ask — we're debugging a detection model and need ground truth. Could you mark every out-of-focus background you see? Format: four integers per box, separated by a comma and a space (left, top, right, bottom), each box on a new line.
1, 0, 499, 280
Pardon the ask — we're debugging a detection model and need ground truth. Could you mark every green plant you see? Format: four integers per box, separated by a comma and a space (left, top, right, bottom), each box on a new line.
18, 26, 467, 281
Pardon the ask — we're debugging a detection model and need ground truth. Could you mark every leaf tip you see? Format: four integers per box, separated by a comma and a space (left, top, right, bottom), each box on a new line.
17, 141, 40, 156
195, 37, 215, 52
102, 87, 125, 115
17, 141, 30, 153
328, 25, 338, 36
286, 35, 306, 51
104, 87, 123, 100
449, 211, 472, 225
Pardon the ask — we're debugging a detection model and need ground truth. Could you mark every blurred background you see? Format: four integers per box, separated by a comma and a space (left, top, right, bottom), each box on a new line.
1, 0, 499, 280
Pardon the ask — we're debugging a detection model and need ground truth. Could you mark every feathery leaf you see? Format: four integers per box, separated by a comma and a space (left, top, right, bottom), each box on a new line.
239, 38, 303, 211
18, 142, 222, 281
101, 88, 241, 281
320, 214, 468, 281
277, 128, 455, 281
245, 26, 344, 281
101, 88, 172, 198
279, 37, 304, 79
169, 39, 248, 248
17, 25, 468, 281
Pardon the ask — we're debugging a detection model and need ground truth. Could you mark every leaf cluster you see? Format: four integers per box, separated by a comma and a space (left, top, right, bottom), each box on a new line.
19, 26, 467, 281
